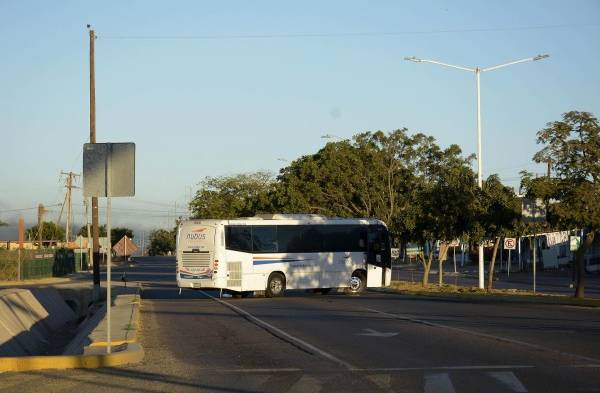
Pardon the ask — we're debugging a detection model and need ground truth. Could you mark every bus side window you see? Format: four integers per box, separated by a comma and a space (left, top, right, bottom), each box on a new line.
252, 226, 278, 253
225, 226, 252, 252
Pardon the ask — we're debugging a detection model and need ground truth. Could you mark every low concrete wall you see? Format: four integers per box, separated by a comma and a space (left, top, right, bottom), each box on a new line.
0, 286, 144, 372
0, 288, 76, 357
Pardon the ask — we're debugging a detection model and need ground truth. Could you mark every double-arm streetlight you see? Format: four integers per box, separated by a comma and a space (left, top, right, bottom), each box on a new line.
405, 54, 549, 289
321, 134, 343, 141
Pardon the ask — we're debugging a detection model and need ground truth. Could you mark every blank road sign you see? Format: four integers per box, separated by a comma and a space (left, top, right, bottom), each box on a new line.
83, 143, 135, 197
504, 238, 517, 250
570, 236, 581, 252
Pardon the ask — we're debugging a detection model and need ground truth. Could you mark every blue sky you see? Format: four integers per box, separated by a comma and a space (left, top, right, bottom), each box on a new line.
1, 0, 599, 237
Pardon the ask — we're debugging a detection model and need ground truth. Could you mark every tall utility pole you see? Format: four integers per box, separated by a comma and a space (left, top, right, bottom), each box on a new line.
37, 204, 46, 249
88, 25, 101, 300
61, 171, 80, 242
404, 54, 549, 289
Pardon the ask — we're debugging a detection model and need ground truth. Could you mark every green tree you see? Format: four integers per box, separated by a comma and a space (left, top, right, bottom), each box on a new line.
275, 129, 426, 242
474, 175, 521, 290
521, 111, 600, 298
0, 220, 7, 227
26, 221, 65, 241
189, 172, 275, 219
412, 143, 478, 286
148, 228, 176, 256
111, 227, 134, 246
77, 224, 107, 237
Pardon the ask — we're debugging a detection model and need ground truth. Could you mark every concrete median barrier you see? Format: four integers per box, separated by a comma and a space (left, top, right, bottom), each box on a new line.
0, 286, 143, 373
0, 288, 75, 357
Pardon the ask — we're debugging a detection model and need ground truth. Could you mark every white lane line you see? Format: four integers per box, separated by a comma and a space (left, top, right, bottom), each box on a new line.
217, 368, 303, 373
488, 371, 528, 392
201, 291, 356, 370
424, 373, 456, 393
354, 365, 534, 372
363, 307, 600, 364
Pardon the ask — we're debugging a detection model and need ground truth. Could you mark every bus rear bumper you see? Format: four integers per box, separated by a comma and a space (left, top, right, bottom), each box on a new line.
177, 278, 216, 289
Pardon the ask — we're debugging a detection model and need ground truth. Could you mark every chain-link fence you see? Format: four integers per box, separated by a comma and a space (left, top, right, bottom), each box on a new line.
0, 248, 88, 281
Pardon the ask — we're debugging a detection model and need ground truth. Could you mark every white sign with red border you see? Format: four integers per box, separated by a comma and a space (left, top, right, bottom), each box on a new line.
504, 238, 517, 250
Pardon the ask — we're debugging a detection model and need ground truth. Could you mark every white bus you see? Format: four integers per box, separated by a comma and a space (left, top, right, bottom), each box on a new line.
176, 214, 392, 297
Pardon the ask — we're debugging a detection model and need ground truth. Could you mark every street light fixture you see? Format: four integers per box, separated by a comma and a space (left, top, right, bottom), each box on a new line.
321, 134, 343, 140
405, 53, 550, 289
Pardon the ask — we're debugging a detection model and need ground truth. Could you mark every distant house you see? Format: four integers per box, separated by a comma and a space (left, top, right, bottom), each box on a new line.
73, 236, 110, 255
520, 231, 600, 272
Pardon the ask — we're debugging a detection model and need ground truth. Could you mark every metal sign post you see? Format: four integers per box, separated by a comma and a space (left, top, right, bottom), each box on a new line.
106, 198, 112, 353
533, 236, 537, 294
450, 240, 460, 274
522, 199, 546, 294
83, 142, 135, 355
503, 238, 516, 277
105, 152, 112, 354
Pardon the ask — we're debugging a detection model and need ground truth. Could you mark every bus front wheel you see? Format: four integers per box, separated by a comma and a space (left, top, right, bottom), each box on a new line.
266, 273, 286, 297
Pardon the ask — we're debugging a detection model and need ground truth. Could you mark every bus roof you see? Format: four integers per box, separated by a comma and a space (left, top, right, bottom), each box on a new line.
180, 215, 386, 227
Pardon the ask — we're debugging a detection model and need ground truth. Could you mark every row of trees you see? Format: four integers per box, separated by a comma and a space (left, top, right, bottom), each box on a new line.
23, 223, 134, 247
188, 111, 599, 297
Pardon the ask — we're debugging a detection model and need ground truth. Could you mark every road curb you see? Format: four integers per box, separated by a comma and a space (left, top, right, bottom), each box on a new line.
372, 286, 600, 308
0, 343, 144, 372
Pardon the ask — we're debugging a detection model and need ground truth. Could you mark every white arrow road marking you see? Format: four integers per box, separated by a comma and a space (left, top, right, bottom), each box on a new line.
362, 307, 600, 364
357, 328, 399, 337
424, 373, 456, 393
488, 371, 528, 392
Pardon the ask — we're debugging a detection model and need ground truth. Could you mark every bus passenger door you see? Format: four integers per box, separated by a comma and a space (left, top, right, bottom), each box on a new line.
366, 226, 391, 287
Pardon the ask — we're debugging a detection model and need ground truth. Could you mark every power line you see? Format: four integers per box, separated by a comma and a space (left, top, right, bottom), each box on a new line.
0, 204, 62, 214
99, 23, 600, 41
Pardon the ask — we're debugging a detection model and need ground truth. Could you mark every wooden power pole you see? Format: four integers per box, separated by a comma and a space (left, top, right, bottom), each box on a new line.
61, 171, 80, 242
37, 204, 46, 249
88, 25, 101, 300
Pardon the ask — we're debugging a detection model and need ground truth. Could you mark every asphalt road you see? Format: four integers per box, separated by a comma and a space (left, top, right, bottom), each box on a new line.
1, 256, 600, 393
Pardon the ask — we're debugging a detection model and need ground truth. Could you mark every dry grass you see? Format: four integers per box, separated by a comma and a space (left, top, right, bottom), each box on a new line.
387, 280, 600, 307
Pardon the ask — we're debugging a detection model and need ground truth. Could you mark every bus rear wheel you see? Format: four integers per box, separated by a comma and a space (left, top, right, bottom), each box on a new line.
348, 272, 366, 295
266, 273, 286, 297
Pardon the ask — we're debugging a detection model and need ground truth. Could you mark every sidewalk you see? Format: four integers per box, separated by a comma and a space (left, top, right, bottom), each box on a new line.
0, 271, 92, 289
64, 286, 141, 355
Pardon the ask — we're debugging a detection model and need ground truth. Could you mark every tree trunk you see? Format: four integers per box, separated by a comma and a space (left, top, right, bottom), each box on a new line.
423, 261, 431, 287
575, 231, 596, 299
487, 237, 501, 291
421, 243, 434, 287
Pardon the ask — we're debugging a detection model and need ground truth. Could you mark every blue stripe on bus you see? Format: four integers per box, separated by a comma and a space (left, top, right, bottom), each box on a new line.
253, 259, 311, 265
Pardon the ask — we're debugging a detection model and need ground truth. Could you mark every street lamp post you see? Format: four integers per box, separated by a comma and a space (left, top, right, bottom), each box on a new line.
405, 54, 549, 289
321, 134, 343, 141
